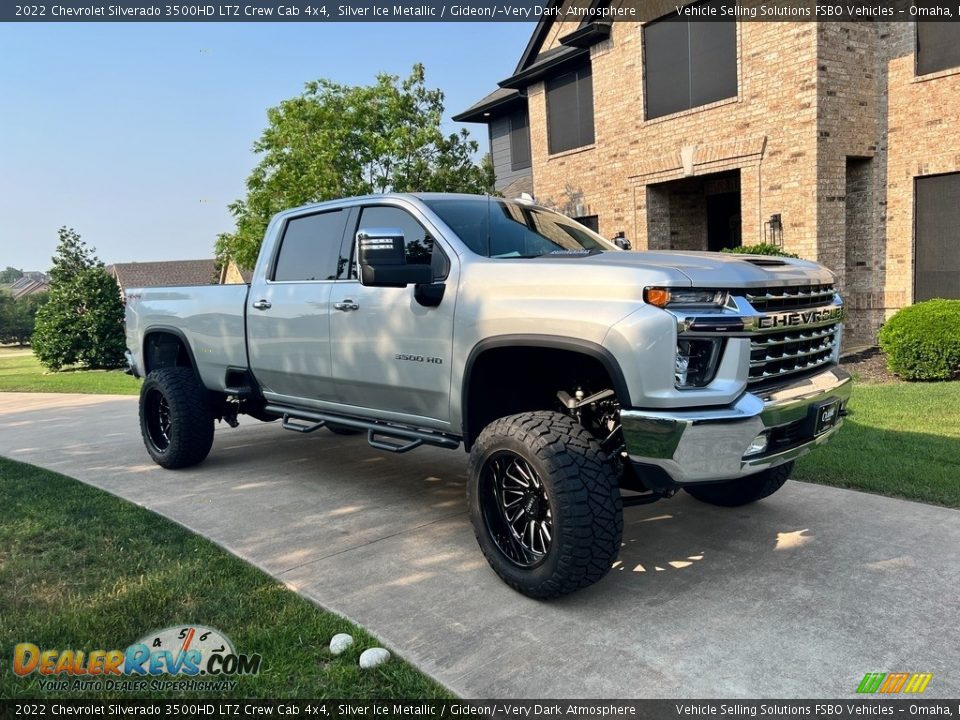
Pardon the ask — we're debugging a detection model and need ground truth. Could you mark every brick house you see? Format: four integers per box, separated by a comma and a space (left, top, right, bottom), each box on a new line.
455, 13, 960, 343
107, 259, 217, 301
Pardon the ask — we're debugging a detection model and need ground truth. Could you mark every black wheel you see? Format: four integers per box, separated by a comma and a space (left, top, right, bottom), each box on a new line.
467, 411, 623, 599
139, 367, 215, 469
327, 423, 361, 436
683, 461, 793, 507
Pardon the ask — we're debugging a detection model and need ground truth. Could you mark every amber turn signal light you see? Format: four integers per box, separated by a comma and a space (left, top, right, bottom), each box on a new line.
643, 287, 672, 308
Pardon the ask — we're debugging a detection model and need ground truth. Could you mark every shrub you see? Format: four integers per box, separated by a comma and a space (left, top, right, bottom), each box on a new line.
878, 299, 960, 381
721, 244, 799, 258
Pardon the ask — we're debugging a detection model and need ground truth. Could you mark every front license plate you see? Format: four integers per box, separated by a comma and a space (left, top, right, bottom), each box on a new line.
814, 399, 840, 435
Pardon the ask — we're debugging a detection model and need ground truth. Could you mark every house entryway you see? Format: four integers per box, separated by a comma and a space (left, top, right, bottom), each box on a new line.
646, 170, 742, 251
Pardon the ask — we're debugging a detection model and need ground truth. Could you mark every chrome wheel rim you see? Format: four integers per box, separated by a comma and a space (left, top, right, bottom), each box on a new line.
144, 389, 172, 452
479, 451, 553, 568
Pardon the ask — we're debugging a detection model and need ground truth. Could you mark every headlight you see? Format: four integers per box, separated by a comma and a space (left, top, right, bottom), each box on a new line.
676, 339, 723, 388
643, 287, 728, 308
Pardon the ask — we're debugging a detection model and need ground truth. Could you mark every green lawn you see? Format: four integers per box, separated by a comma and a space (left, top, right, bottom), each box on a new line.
0, 352, 140, 395
794, 381, 960, 507
0, 457, 451, 700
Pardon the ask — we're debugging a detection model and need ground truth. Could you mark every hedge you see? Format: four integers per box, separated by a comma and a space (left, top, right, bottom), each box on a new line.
878, 299, 960, 381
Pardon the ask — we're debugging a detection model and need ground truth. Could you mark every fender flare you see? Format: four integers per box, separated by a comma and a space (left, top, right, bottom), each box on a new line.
142, 325, 200, 376
460, 334, 631, 449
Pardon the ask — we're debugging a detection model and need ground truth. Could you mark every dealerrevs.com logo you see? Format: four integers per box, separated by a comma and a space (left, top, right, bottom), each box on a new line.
13, 625, 261, 693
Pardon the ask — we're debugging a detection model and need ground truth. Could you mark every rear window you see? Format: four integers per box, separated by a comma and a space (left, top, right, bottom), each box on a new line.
273, 210, 348, 282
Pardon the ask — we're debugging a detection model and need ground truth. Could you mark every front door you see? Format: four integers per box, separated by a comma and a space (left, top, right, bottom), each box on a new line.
328, 203, 457, 426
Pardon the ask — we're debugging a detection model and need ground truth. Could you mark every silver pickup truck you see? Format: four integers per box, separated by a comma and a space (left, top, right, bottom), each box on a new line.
125, 192, 851, 598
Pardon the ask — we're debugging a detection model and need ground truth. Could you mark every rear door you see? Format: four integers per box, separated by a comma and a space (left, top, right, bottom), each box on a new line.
327, 201, 458, 426
247, 207, 353, 402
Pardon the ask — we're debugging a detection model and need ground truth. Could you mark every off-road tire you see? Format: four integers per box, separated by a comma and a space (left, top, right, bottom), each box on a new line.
327, 423, 362, 436
139, 368, 215, 469
467, 411, 623, 599
683, 461, 793, 507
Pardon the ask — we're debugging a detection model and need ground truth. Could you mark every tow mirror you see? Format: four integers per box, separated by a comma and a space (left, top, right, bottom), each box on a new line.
356, 228, 433, 288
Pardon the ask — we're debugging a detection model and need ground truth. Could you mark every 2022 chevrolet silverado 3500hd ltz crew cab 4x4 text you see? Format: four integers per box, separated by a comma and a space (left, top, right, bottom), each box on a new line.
125, 193, 851, 598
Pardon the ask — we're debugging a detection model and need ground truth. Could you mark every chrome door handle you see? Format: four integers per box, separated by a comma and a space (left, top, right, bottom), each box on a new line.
252, 299, 272, 310
334, 299, 359, 311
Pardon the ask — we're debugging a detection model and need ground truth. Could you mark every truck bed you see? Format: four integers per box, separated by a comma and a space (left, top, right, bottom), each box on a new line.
125, 284, 250, 393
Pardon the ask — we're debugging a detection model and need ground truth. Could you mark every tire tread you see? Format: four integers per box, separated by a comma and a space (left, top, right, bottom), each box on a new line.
468, 411, 623, 599
139, 367, 215, 469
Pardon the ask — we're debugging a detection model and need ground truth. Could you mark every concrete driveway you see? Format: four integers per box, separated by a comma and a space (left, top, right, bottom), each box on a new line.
1, 392, 958, 698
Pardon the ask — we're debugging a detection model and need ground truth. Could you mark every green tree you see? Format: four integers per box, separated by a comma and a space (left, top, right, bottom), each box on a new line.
216, 64, 495, 269
32, 227, 126, 370
0, 292, 48, 346
0, 266, 24, 284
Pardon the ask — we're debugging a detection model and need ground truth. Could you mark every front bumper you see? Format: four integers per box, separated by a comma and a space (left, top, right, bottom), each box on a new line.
620, 366, 852, 485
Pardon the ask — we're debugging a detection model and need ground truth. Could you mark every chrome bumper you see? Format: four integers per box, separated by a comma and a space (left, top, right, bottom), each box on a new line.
620, 366, 852, 485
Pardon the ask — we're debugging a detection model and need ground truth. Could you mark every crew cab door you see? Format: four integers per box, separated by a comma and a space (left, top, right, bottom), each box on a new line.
246, 207, 353, 402
328, 202, 457, 426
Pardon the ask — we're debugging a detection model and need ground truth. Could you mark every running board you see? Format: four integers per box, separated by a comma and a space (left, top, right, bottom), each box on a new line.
265, 404, 461, 453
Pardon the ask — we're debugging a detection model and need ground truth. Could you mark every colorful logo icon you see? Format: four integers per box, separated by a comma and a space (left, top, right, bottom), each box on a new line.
13, 625, 261, 679
856, 673, 932, 694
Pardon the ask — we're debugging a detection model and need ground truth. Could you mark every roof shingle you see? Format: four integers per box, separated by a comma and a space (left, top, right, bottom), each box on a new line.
108, 259, 217, 291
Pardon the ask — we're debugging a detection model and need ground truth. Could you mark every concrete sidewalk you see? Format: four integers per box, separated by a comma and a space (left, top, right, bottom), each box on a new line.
1, 392, 958, 698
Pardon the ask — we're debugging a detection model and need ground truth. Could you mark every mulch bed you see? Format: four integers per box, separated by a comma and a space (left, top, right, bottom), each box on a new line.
840, 347, 898, 383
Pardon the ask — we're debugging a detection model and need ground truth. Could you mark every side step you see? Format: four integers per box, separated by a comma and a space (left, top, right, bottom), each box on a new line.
264, 404, 461, 454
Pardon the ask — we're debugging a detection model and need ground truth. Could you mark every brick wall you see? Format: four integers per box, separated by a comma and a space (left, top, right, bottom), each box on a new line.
529, 22, 821, 258
522, 19, 960, 344
885, 23, 960, 328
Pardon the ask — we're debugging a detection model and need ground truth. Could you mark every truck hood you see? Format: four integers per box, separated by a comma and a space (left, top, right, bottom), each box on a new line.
565, 250, 836, 288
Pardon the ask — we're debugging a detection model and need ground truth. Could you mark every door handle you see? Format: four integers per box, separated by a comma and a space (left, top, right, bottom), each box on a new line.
252, 299, 272, 310
334, 299, 359, 312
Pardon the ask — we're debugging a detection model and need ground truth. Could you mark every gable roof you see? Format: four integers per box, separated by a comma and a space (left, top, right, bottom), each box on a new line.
452, 88, 526, 123
454, 8, 612, 119
108, 259, 217, 291
10, 280, 49, 299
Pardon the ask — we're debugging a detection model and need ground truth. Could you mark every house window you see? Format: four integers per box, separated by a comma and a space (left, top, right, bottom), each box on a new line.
643, 6, 737, 120
915, 173, 960, 302
916, 23, 960, 76
509, 110, 531, 171
574, 215, 599, 233
545, 64, 595, 154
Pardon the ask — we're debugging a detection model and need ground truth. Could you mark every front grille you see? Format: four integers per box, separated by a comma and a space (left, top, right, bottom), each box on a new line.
745, 283, 836, 313
748, 323, 839, 387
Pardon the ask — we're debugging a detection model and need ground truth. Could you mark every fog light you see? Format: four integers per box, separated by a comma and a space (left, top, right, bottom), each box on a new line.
744, 433, 769, 457
675, 338, 723, 388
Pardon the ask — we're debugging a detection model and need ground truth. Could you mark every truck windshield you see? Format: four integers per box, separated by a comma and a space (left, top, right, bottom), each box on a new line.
421, 196, 616, 258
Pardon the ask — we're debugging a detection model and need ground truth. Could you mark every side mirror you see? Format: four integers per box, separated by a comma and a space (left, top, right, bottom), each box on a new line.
613, 235, 632, 250
357, 228, 433, 288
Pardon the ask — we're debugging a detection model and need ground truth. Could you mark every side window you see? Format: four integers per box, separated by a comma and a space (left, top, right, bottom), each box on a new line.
272, 209, 348, 282
354, 206, 449, 280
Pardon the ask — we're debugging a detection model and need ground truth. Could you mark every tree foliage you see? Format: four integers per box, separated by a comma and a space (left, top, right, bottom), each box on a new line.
32, 227, 126, 370
0, 266, 24, 284
0, 292, 48, 346
216, 64, 495, 269
721, 243, 800, 258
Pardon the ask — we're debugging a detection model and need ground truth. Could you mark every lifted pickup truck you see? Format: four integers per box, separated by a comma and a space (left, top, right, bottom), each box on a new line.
126, 193, 851, 598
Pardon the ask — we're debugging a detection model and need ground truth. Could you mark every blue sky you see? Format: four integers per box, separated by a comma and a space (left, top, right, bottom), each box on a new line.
0, 22, 532, 271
